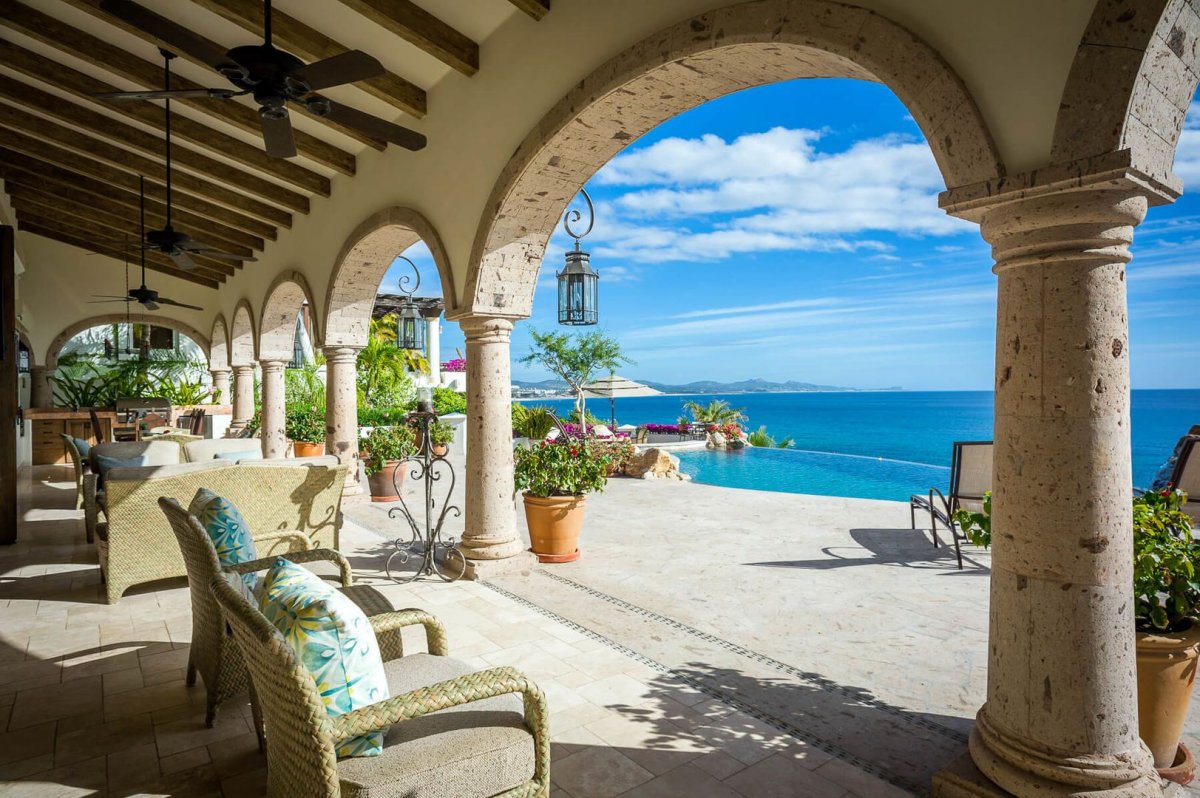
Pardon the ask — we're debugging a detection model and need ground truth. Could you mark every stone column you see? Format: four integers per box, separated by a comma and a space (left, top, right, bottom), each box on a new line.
209, 369, 231, 406
936, 183, 1163, 796
229, 365, 255, 434
29, 366, 52, 408
323, 346, 362, 493
259, 360, 287, 459
458, 316, 531, 576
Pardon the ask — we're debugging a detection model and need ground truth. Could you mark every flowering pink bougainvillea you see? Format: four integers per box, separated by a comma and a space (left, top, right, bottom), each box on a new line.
441, 358, 466, 372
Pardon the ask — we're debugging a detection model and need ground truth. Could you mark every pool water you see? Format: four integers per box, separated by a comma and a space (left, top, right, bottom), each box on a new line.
675, 447, 950, 502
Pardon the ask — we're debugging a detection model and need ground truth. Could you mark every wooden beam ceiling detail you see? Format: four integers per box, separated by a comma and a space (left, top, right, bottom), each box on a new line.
16, 218, 220, 288
0, 39, 332, 197
59, 0, 398, 145
187, 0, 428, 117
0, 0, 357, 176
0, 74, 309, 214
336, 0, 479, 77
508, 0, 550, 21
0, 121, 270, 246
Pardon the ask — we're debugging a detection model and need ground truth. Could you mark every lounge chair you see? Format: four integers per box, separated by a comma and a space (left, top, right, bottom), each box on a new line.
1167, 433, 1200, 527
210, 570, 550, 798
60, 433, 88, 512
910, 440, 993, 569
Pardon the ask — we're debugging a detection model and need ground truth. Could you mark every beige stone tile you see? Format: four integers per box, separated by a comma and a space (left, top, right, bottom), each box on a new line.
8, 675, 102, 730
0, 721, 56, 767
153, 710, 251, 759
551, 745, 655, 798
0, 752, 55, 780
158, 744, 211, 775
143, 666, 187, 687
576, 673, 654, 708
219, 766, 268, 798
622, 763, 745, 797
139, 645, 191, 674
56, 713, 154, 767
205, 731, 263, 779
584, 713, 705, 775
691, 749, 747, 781
550, 699, 611, 733
723, 752, 850, 798
103, 679, 202, 722
812, 757, 914, 798
8, 754, 107, 797
550, 722, 606, 762
102, 666, 144, 696
106, 741, 160, 793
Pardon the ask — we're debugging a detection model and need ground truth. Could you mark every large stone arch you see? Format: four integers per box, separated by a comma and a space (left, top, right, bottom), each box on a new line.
1052, 0, 1198, 193
45, 313, 210, 369
460, 0, 1002, 318
259, 271, 318, 362
210, 315, 230, 372
324, 207, 456, 346
229, 300, 257, 367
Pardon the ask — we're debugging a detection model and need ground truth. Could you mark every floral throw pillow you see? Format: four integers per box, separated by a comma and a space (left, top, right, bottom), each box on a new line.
190, 488, 259, 599
259, 557, 389, 757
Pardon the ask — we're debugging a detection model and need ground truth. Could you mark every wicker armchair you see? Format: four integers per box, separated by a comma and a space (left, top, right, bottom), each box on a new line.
157, 497, 422, 730
60, 433, 88, 515
211, 572, 550, 798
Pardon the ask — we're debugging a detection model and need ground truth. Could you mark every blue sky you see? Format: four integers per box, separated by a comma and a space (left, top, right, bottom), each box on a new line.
384, 79, 1200, 390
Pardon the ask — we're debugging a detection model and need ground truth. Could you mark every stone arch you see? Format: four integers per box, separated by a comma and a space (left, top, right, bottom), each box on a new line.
461, 0, 1002, 318
210, 315, 230, 372
324, 207, 456, 346
1052, 0, 1198, 192
259, 271, 318, 362
229, 300, 257, 367
45, 313, 211, 369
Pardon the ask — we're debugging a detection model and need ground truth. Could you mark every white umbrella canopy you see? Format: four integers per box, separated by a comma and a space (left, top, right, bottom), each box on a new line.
581, 375, 661, 398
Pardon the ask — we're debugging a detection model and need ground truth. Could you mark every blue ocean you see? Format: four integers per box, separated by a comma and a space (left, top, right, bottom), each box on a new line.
524, 390, 1200, 501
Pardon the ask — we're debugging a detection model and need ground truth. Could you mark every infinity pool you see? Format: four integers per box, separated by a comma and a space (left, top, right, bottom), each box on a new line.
674, 447, 950, 502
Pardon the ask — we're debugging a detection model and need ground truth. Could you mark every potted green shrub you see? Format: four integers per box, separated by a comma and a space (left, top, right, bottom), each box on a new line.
285, 404, 326, 457
428, 420, 454, 457
512, 405, 555, 449
1132, 487, 1200, 782
359, 426, 415, 502
514, 438, 610, 563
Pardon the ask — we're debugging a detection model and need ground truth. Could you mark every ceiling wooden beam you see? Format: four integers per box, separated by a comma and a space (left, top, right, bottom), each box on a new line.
0, 0, 357, 176
60, 0, 401, 143
14, 206, 234, 279
0, 156, 255, 264
10, 192, 243, 275
0, 100, 287, 233
0, 74, 308, 214
17, 218, 221, 288
336, 0, 479, 77
0, 38, 331, 197
187, 0, 428, 117
508, 0, 550, 21
0, 131, 263, 252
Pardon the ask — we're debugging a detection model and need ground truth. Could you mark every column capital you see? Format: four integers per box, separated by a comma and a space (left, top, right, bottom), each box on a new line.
209, 367, 231, 375
321, 345, 362, 363
458, 315, 513, 343
231, 363, 256, 374
258, 359, 287, 370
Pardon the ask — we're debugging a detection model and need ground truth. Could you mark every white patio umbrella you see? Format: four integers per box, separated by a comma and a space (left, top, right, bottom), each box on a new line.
580, 375, 661, 428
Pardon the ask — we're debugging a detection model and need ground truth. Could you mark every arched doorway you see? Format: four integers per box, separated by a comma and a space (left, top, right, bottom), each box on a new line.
209, 315, 231, 405
258, 273, 319, 458
227, 300, 257, 434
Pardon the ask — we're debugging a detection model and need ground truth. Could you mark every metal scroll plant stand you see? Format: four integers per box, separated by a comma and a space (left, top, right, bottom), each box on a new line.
384, 408, 467, 582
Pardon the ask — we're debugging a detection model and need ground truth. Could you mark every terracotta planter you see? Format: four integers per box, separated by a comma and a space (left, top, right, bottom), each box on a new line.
366, 460, 404, 502
431, 443, 449, 457
1136, 623, 1200, 772
523, 492, 585, 563
292, 441, 325, 458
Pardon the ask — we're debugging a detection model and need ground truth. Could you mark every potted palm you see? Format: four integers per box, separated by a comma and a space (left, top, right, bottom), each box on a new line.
1133, 486, 1200, 783
285, 404, 326, 457
359, 425, 415, 502
514, 438, 610, 563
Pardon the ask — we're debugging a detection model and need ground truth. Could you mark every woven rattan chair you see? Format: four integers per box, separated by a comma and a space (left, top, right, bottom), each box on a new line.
60, 433, 88, 515
909, 440, 993, 569
212, 571, 550, 798
157, 496, 416, 730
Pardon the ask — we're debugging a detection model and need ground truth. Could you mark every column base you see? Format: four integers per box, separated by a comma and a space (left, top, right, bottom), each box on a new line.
462, 549, 538, 581
934, 751, 1016, 797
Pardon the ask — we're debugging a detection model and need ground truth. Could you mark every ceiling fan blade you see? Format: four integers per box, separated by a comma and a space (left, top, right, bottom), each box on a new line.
170, 250, 198, 271
260, 111, 297, 159
93, 88, 240, 101
99, 0, 240, 74
288, 50, 384, 92
141, 300, 160, 311
155, 297, 204, 311
87, 299, 133, 304
315, 101, 426, 151
90, 294, 135, 300
184, 247, 257, 261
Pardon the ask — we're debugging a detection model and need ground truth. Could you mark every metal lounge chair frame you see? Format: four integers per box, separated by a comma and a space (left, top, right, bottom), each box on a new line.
910, 440, 993, 569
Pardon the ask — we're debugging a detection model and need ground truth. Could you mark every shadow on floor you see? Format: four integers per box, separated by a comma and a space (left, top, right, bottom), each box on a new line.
745, 527, 989, 573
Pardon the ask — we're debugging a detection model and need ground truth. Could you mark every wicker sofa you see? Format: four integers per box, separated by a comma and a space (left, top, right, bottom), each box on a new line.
94, 459, 348, 603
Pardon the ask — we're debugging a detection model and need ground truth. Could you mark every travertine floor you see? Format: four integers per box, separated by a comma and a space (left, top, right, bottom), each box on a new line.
1, 466, 906, 797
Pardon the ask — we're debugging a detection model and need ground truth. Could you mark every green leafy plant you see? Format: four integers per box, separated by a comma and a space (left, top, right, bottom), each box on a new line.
953, 491, 993, 548
428, 420, 455, 446
1133, 488, 1198, 632
514, 440, 610, 497
519, 329, 631, 434
285, 357, 326, 407
285, 404, 326, 443
433, 387, 466, 415
359, 425, 416, 475
514, 405, 557, 441
358, 406, 411, 427
567, 407, 603, 427
683, 399, 746, 425
747, 425, 795, 448
357, 336, 416, 407
592, 437, 635, 474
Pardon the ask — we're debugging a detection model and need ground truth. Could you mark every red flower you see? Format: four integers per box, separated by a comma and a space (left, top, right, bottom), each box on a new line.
570, 448, 579, 457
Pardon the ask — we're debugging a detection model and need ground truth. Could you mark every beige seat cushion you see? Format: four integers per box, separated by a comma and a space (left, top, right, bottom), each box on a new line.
337, 654, 535, 798
105, 459, 234, 483
243, 454, 341, 468
91, 440, 183, 466
183, 439, 264, 462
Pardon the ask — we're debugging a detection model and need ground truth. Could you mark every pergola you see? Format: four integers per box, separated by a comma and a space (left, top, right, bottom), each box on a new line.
2, 1, 1198, 795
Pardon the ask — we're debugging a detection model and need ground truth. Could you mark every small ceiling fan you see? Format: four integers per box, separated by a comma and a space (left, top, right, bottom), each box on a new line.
96, 51, 257, 271
90, 176, 204, 312
95, 0, 426, 157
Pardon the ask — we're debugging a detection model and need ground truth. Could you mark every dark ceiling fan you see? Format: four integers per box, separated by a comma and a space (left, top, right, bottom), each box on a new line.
97, 51, 257, 270
90, 176, 204, 312
95, 0, 426, 157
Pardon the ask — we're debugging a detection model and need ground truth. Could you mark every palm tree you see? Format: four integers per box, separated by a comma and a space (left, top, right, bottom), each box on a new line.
357, 336, 412, 405
371, 314, 429, 374
683, 399, 746, 425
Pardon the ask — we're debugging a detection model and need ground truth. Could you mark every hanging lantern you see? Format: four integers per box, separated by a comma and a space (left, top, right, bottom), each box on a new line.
393, 255, 426, 351
557, 188, 600, 326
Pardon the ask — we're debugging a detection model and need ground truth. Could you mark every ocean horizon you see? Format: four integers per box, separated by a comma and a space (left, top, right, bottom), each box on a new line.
523, 389, 1200, 497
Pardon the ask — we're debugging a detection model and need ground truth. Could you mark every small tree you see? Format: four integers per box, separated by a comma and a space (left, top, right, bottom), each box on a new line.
520, 330, 630, 434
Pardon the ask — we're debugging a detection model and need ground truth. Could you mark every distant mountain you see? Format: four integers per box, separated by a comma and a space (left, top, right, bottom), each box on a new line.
511, 377, 899, 393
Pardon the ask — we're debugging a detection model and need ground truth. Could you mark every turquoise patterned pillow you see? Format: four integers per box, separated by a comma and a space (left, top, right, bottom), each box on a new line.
259, 558, 389, 758
190, 488, 259, 599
